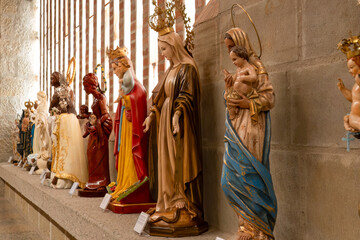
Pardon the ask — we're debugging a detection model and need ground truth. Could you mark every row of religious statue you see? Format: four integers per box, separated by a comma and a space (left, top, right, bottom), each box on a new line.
9, 1, 360, 239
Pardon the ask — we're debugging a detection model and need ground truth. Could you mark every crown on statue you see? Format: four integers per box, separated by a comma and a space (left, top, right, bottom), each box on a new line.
337, 35, 360, 59
24, 99, 34, 110
149, 0, 195, 50
149, 0, 175, 36
107, 46, 128, 60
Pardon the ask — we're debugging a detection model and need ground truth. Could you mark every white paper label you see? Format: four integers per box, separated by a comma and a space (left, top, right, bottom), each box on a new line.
133, 212, 150, 235
8, 157, 12, 163
40, 171, 46, 180
216, 237, 225, 240
99, 193, 112, 210
29, 166, 36, 175
69, 182, 79, 196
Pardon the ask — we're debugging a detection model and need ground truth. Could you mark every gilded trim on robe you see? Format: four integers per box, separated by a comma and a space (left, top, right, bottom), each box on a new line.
221, 110, 277, 238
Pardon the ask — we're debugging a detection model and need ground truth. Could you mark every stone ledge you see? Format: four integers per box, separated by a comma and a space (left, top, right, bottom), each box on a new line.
0, 163, 232, 240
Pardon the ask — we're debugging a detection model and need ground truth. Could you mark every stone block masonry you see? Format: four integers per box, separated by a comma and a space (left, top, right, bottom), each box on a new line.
0, 0, 39, 162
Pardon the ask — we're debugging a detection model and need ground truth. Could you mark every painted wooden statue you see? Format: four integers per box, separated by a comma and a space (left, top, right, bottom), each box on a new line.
32, 91, 51, 174
337, 35, 360, 132
221, 5, 277, 240
11, 117, 21, 164
48, 68, 88, 189
106, 47, 154, 213
143, 0, 208, 237
80, 73, 112, 197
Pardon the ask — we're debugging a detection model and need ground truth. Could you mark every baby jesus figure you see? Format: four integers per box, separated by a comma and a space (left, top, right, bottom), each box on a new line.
83, 114, 97, 137
337, 55, 360, 132
225, 46, 258, 122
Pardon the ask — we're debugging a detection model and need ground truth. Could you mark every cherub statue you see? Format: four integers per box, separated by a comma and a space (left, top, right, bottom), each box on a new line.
337, 35, 360, 132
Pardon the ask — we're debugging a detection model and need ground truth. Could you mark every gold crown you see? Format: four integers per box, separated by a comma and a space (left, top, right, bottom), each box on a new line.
149, 0, 194, 51
337, 35, 360, 59
107, 46, 128, 60
24, 99, 34, 110
149, 0, 175, 36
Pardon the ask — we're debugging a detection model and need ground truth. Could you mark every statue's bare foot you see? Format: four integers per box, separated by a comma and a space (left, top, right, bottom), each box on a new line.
237, 232, 252, 240
175, 200, 185, 209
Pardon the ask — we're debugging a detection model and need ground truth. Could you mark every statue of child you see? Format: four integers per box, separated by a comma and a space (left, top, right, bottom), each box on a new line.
224, 46, 258, 122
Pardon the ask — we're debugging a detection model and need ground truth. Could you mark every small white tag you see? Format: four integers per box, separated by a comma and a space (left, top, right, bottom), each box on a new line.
40, 171, 46, 180
134, 212, 150, 235
216, 237, 225, 240
8, 157, 13, 163
99, 193, 112, 210
29, 166, 36, 175
69, 182, 79, 196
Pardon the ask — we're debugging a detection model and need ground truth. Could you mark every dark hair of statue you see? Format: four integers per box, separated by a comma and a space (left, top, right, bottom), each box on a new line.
224, 33, 232, 40
230, 46, 249, 62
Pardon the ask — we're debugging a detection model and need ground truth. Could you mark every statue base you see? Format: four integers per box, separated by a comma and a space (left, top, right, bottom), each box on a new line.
148, 209, 208, 237
78, 188, 107, 198
108, 201, 156, 214
107, 180, 155, 214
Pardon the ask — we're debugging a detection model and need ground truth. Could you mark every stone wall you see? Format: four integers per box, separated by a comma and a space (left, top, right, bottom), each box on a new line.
194, 0, 360, 239
0, 0, 40, 162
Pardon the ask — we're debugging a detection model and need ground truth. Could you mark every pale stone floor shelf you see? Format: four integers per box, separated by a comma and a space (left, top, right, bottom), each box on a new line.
0, 163, 232, 240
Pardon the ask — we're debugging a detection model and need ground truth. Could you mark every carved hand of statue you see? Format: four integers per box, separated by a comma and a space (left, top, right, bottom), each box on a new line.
87, 122, 96, 134
337, 78, 345, 91
172, 111, 181, 135
227, 96, 250, 109
143, 113, 154, 133
119, 87, 125, 97
223, 69, 233, 89
100, 114, 112, 131
125, 110, 132, 122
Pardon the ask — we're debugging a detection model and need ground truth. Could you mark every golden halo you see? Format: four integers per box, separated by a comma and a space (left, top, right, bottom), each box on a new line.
231, 4, 262, 58
66, 57, 76, 85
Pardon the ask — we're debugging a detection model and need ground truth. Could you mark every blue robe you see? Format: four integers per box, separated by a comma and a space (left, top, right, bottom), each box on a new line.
221, 110, 277, 237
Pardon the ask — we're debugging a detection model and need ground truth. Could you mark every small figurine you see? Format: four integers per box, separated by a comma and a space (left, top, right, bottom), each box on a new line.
48, 68, 88, 189
83, 114, 97, 137
337, 35, 360, 132
77, 105, 91, 119
225, 46, 258, 122
80, 73, 112, 197
88, 113, 97, 128
106, 46, 154, 213
32, 91, 51, 174
11, 118, 21, 163
16, 110, 26, 165
22, 100, 35, 167
143, 0, 208, 236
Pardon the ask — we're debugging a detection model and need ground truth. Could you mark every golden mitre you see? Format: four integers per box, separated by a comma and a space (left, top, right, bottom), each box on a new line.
107, 46, 128, 60
337, 35, 360, 59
